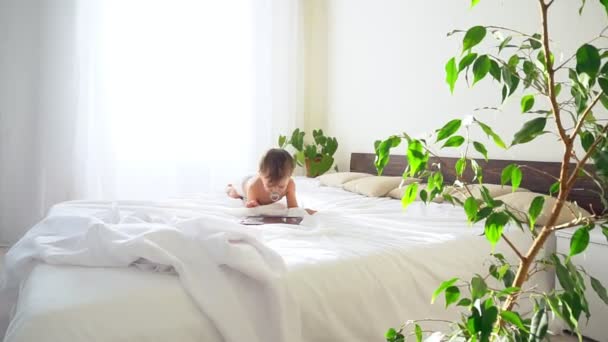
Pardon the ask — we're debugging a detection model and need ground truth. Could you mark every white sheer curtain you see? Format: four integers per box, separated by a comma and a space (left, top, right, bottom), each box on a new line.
0, 0, 304, 245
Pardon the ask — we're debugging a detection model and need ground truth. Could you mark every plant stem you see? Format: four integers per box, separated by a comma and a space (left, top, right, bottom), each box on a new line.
502, 235, 525, 261
502, 0, 574, 313
566, 122, 608, 189
518, 165, 560, 181
569, 92, 603, 140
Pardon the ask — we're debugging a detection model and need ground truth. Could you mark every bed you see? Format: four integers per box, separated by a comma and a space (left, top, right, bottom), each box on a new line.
2, 153, 593, 342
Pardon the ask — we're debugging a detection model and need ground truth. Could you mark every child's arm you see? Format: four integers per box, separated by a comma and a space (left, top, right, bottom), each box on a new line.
285, 180, 317, 215
246, 182, 260, 208
285, 179, 298, 208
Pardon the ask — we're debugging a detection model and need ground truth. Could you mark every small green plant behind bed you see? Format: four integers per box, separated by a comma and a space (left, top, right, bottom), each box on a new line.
378, 0, 608, 341
278, 128, 338, 177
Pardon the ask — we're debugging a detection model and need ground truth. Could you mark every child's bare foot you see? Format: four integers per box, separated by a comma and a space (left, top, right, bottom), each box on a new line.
226, 184, 243, 199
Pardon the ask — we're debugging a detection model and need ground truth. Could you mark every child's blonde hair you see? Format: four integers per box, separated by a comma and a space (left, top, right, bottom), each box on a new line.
259, 149, 295, 183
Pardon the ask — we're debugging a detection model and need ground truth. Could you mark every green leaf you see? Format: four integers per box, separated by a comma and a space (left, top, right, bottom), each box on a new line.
385, 328, 398, 340
591, 276, 608, 305
473, 141, 488, 161
489, 59, 501, 82
455, 157, 467, 177
458, 298, 472, 306
599, 77, 608, 95
419, 189, 428, 203
569, 226, 591, 258
462, 26, 487, 52
476, 120, 507, 149
510, 76, 521, 96
603, 226, 608, 243
523, 61, 538, 88
471, 0, 480, 7
471, 275, 488, 300
475, 207, 493, 223
528, 196, 545, 228
501, 164, 516, 186
464, 196, 478, 223
473, 55, 491, 84
375, 136, 401, 175
432, 277, 459, 303
508, 55, 520, 68
521, 94, 535, 113
471, 158, 483, 182
553, 255, 575, 293
499, 36, 513, 53
406, 140, 428, 177
479, 186, 496, 207
529, 33, 542, 50
601, 94, 608, 110
415, 324, 423, 342
549, 181, 560, 195
511, 117, 547, 146
601, 0, 608, 16
446, 57, 459, 94
580, 131, 595, 152
511, 165, 522, 192
537, 50, 555, 70
402, 182, 419, 210
436, 119, 462, 142
576, 44, 601, 79
529, 305, 548, 341
497, 287, 520, 297
501, 311, 527, 332
481, 306, 498, 341
442, 135, 465, 148
278, 135, 287, 148
485, 212, 509, 247
445, 286, 461, 307
459, 53, 478, 71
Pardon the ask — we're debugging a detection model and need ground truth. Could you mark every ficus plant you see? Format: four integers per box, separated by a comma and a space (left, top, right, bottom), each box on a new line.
377, 1, 608, 341
278, 128, 339, 177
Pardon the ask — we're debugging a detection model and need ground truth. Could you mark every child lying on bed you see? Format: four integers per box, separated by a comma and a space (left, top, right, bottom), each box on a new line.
226, 148, 316, 214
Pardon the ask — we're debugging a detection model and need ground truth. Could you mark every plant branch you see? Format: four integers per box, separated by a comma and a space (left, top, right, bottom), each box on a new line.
502, 0, 575, 314
486, 25, 535, 38
555, 26, 608, 70
502, 235, 526, 261
539, 1, 569, 144
569, 92, 603, 140
519, 164, 560, 181
566, 122, 608, 189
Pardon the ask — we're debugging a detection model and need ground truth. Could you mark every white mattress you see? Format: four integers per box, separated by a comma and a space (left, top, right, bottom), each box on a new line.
3, 177, 555, 342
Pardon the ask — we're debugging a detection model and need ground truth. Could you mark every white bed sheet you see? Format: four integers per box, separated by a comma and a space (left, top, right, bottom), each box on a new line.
3, 177, 554, 342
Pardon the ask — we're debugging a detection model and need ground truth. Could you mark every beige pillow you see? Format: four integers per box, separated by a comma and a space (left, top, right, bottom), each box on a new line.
318, 172, 372, 187
343, 176, 403, 197
387, 183, 444, 203
496, 192, 591, 226
447, 183, 528, 202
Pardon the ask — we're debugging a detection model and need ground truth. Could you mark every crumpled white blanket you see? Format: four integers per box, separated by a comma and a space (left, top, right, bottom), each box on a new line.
0, 206, 301, 342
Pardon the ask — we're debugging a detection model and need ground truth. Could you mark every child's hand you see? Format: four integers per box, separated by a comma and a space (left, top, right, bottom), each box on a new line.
246, 200, 260, 208
305, 208, 317, 215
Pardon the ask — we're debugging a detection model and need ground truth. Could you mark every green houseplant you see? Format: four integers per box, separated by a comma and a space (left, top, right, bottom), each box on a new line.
376, 1, 608, 341
278, 128, 338, 177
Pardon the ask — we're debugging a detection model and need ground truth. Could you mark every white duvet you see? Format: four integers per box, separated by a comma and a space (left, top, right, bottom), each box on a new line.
0, 178, 554, 342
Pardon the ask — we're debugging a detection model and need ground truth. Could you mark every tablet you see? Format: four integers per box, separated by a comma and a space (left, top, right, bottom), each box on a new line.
240, 216, 303, 225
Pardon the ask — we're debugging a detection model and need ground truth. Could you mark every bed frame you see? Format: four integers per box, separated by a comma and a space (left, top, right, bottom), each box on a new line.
349, 152, 606, 213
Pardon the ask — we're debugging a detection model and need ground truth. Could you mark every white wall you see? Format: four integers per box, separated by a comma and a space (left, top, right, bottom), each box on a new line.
317, 0, 607, 170
0, 0, 44, 246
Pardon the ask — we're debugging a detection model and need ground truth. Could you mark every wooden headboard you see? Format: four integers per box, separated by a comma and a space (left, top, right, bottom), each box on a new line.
350, 152, 605, 213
